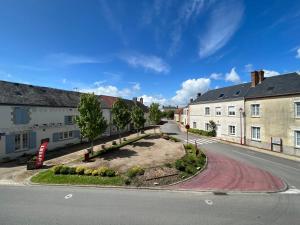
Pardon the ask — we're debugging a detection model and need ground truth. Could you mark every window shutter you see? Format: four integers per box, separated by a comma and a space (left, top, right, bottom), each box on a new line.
14, 107, 30, 124
29, 131, 37, 149
73, 130, 80, 138
64, 116, 68, 125
5, 134, 15, 153
53, 133, 60, 142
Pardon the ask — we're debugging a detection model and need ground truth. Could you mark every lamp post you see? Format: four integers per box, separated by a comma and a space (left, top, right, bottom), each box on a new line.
239, 108, 243, 145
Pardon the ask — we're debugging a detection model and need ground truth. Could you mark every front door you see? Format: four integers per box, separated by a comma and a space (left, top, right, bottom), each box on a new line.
216, 125, 221, 137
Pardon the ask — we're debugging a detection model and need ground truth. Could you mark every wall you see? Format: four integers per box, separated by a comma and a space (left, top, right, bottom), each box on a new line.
245, 95, 300, 156
189, 99, 245, 143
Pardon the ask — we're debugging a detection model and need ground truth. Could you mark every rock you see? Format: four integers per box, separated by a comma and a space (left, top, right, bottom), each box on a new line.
197, 167, 201, 170
153, 182, 159, 185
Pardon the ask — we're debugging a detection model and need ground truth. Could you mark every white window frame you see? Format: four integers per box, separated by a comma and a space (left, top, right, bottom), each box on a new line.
15, 132, 29, 151
228, 125, 236, 136
251, 104, 260, 117
228, 106, 235, 116
251, 126, 261, 141
205, 107, 210, 115
193, 122, 197, 129
295, 102, 300, 118
215, 107, 221, 116
295, 130, 300, 148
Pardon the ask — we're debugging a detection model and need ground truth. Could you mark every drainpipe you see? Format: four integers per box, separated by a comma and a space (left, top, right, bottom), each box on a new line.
239, 107, 243, 145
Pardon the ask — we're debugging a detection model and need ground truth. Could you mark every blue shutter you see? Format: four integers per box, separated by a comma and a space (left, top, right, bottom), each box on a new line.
5, 134, 15, 153
29, 131, 36, 149
64, 116, 68, 125
53, 133, 60, 142
73, 130, 80, 138
14, 107, 30, 124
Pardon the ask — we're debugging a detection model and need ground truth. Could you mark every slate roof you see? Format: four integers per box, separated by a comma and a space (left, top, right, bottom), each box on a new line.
0, 80, 148, 111
191, 83, 251, 104
245, 72, 300, 99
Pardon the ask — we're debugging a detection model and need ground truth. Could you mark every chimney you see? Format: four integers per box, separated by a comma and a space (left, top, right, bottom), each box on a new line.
251, 71, 259, 87
132, 97, 137, 102
139, 97, 143, 104
190, 98, 193, 103
258, 70, 264, 84
197, 93, 201, 98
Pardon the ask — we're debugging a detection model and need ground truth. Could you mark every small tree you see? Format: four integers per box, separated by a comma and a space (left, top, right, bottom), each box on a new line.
76, 93, 107, 153
149, 103, 161, 133
112, 98, 131, 143
208, 120, 217, 137
131, 104, 146, 136
167, 110, 175, 119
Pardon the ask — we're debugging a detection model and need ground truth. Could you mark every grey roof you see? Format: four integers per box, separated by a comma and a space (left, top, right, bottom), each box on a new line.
0, 80, 148, 112
191, 83, 251, 104
245, 72, 300, 99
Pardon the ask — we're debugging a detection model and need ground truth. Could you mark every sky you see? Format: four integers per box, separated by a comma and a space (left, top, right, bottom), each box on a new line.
0, 0, 300, 106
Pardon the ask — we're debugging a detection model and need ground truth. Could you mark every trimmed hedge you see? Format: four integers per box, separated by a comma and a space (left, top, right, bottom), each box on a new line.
51, 165, 117, 177
127, 166, 145, 178
188, 128, 216, 137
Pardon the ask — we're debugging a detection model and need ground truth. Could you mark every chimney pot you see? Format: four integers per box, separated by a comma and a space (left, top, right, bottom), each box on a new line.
258, 70, 265, 84
139, 97, 143, 104
251, 71, 259, 87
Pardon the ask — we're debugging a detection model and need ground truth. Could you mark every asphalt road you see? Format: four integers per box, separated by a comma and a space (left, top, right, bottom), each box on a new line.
0, 120, 299, 225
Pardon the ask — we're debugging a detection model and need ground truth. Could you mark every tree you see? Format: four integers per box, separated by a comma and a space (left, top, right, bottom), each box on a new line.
167, 110, 175, 119
111, 98, 131, 143
208, 120, 217, 137
149, 103, 161, 133
75, 93, 107, 153
131, 104, 146, 136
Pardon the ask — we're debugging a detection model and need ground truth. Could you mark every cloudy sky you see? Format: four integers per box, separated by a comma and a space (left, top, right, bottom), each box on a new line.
0, 0, 300, 106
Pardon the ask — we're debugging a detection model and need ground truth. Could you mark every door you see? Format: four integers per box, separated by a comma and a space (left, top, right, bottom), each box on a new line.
216, 125, 221, 137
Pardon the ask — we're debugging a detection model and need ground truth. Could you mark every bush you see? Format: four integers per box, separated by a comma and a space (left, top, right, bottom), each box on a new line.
97, 167, 109, 176
84, 169, 93, 176
124, 177, 131, 185
60, 166, 70, 175
51, 165, 63, 175
185, 165, 197, 174
175, 159, 186, 171
105, 168, 116, 177
69, 167, 76, 174
188, 128, 216, 137
75, 166, 86, 175
92, 170, 98, 176
127, 166, 145, 178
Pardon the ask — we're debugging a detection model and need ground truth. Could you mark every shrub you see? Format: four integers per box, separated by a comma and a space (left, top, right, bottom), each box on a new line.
185, 165, 197, 174
92, 169, 98, 176
84, 169, 93, 176
97, 167, 109, 176
75, 166, 86, 175
105, 168, 116, 177
60, 166, 70, 175
175, 159, 186, 171
127, 166, 145, 178
124, 177, 131, 185
69, 167, 76, 175
164, 162, 173, 168
51, 165, 63, 175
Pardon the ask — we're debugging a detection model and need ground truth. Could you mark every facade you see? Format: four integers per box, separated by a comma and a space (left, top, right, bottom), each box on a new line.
189, 84, 250, 143
174, 108, 183, 123
0, 81, 148, 160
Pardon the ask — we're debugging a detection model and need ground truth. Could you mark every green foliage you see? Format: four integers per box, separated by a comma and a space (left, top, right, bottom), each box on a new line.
84, 169, 93, 176
69, 167, 76, 175
51, 165, 63, 175
208, 120, 217, 137
127, 166, 145, 178
149, 103, 161, 125
166, 110, 175, 119
124, 177, 131, 185
96, 167, 116, 177
92, 170, 99, 176
75, 93, 108, 149
188, 128, 216, 137
111, 98, 131, 143
105, 168, 116, 177
60, 166, 70, 175
75, 166, 86, 175
131, 104, 146, 133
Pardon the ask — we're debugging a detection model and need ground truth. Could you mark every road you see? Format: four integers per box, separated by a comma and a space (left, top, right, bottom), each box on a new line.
0, 120, 299, 225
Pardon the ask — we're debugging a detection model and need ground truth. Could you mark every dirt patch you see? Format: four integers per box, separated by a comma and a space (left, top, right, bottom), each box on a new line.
69, 135, 185, 173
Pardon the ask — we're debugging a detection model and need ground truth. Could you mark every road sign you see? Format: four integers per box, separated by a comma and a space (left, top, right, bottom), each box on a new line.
185, 124, 190, 129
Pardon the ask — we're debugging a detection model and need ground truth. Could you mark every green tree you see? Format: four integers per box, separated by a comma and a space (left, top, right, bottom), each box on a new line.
208, 120, 217, 137
149, 103, 161, 133
167, 110, 175, 119
75, 93, 108, 153
112, 98, 131, 143
131, 104, 146, 136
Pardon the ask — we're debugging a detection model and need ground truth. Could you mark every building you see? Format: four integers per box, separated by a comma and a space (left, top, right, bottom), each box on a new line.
189, 84, 250, 143
174, 108, 183, 123
162, 105, 178, 112
0, 81, 148, 160
245, 71, 300, 156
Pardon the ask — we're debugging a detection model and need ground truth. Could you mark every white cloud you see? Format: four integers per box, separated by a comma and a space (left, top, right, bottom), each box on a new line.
138, 94, 167, 107
120, 53, 170, 73
296, 48, 300, 58
132, 83, 141, 91
225, 67, 241, 83
244, 63, 254, 72
209, 73, 222, 80
94, 80, 107, 86
171, 78, 211, 105
263, 69, 280, 77
198, 0, 244, 58
62, 78, 67, 84
46, 53, 105, 66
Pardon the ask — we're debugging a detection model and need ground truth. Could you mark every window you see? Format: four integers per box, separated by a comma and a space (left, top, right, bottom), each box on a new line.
22, 133, 29, 149
251, 104, 260, 116
15, 134, 21, 150
218, 93, 224, 98
295, 102, 300, 118
65, 115, 75, 125
228, 106, 235, 116
58, 132, 63, 140
215, 107, 221, 116
205, 123, 210, 131
205, 107, 210, 115
69, 131, 73, 138
229, 126, 236, 135
251, 127, 261, 141
193, 122, 197, 129
295, 131, 300, 147
64, 132, 68, 139
235, 90, 240, 96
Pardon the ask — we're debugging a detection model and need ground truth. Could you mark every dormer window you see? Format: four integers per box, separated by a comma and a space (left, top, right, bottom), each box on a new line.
235, 90, 240, 96
218, 93, 224, 98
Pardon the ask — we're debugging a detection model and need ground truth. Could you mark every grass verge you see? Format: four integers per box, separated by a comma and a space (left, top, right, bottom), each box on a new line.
31, 170, 125, 186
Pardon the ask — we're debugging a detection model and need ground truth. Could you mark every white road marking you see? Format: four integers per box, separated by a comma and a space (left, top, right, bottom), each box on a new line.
280, 188, 300, 194
184, 138, 218, 145
64, 194, 73, 199
205, 199, 213, 205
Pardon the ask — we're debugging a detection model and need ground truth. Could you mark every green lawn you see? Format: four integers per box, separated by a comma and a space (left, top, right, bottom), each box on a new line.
31, 170, 125, 186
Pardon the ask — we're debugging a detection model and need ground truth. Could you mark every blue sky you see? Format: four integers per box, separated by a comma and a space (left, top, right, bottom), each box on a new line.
0, 0, 300, 106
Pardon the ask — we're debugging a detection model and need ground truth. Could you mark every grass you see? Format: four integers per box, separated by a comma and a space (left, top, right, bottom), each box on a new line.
31, 170, 125, 186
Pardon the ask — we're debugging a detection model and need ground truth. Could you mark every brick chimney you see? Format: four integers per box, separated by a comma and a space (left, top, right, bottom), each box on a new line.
258, 70, 265, 84
139, 97, 143, 104
251, 71, 259, 87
